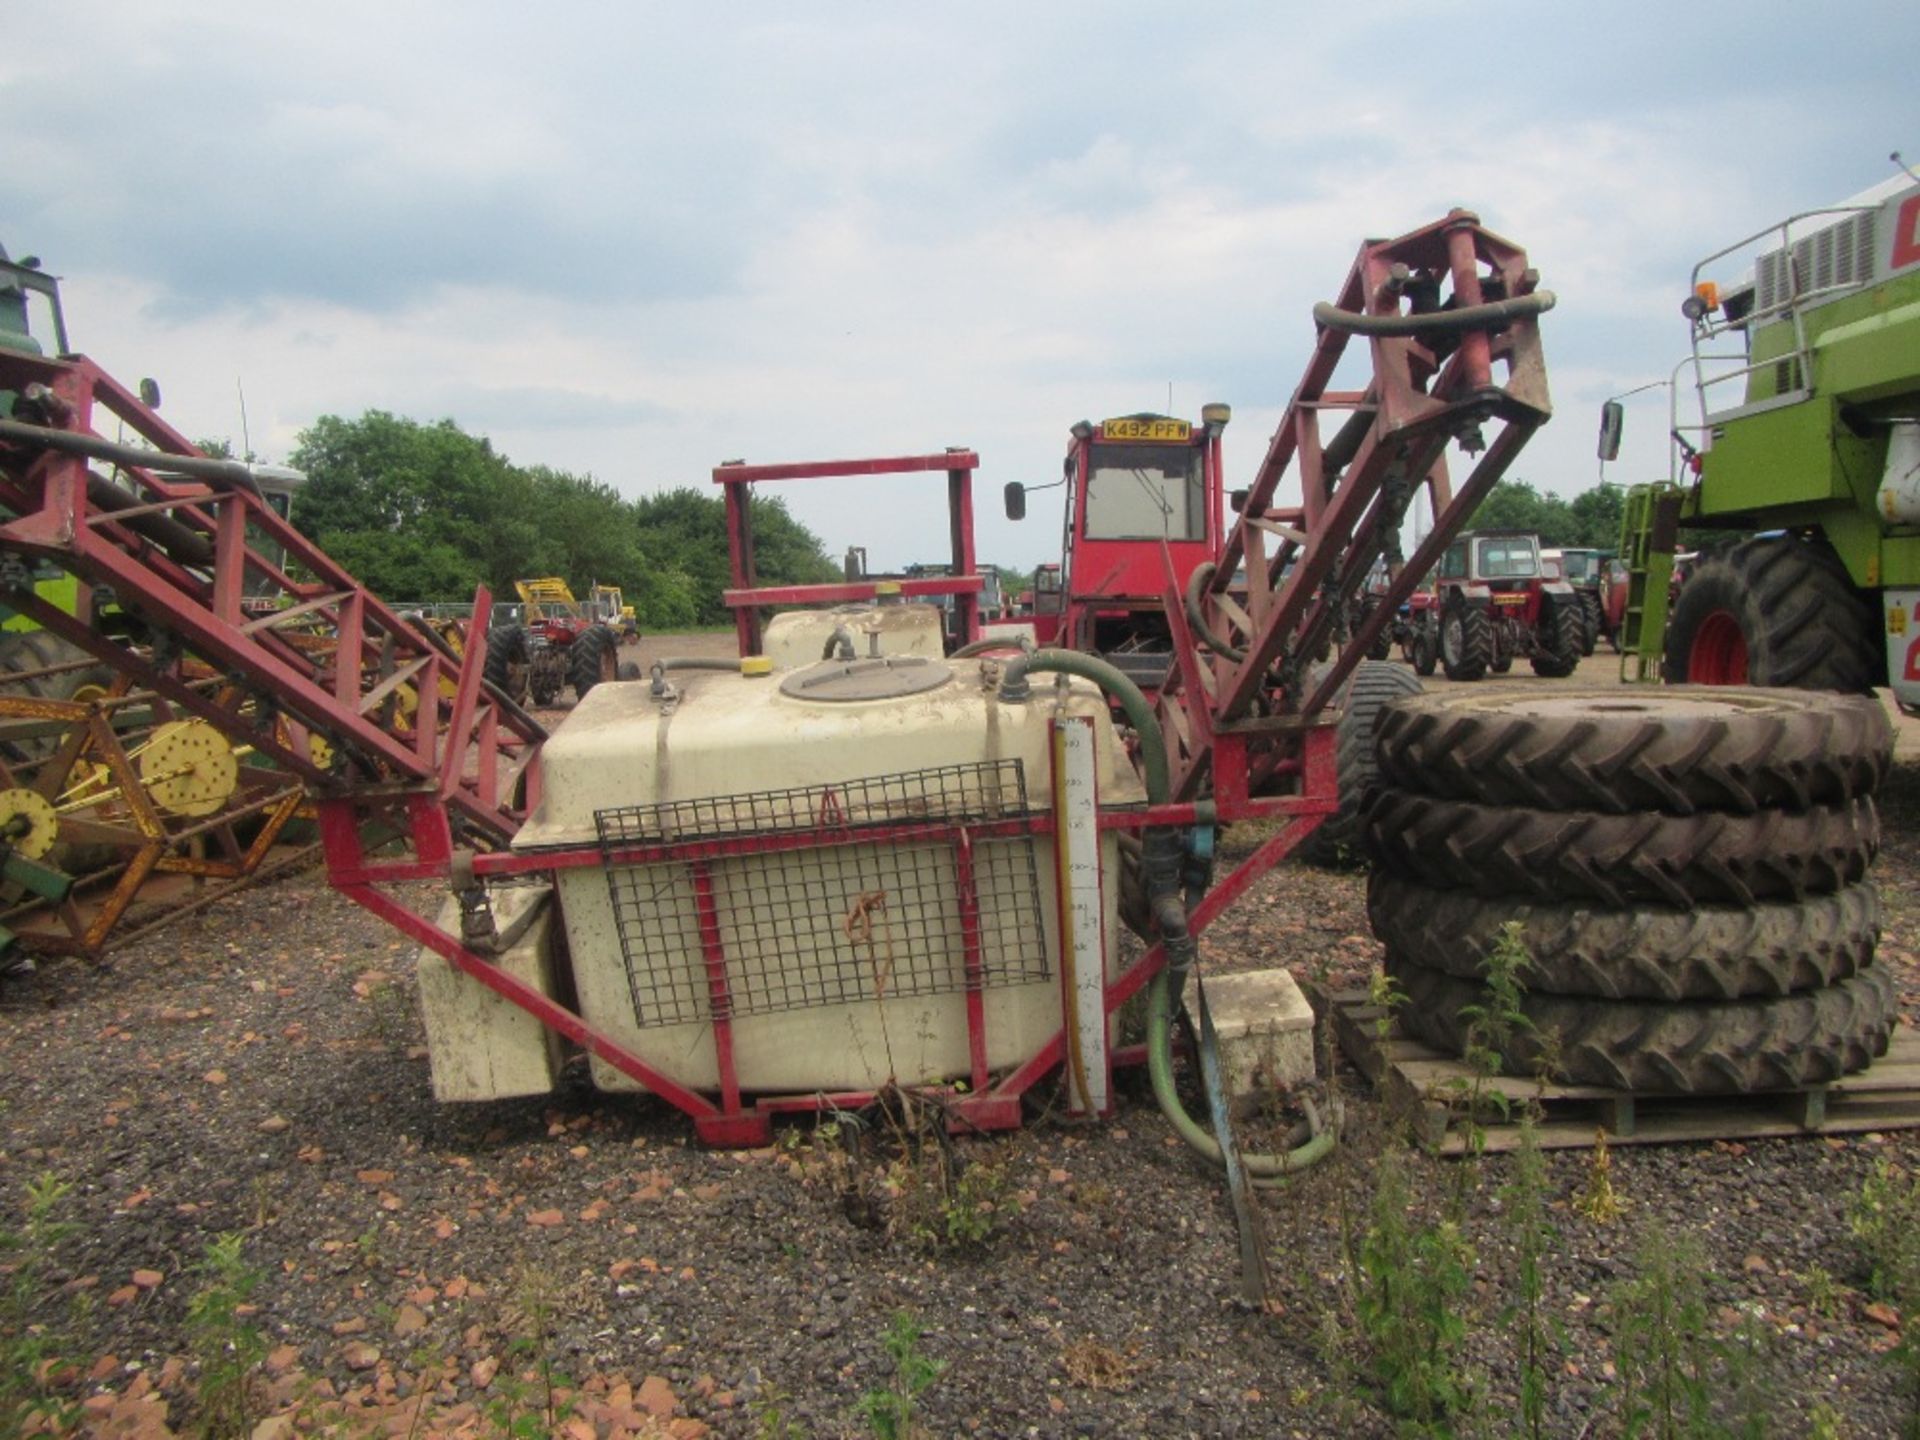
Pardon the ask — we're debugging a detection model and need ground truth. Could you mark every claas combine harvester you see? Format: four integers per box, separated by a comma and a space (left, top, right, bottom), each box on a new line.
0, 214, 1553, 1213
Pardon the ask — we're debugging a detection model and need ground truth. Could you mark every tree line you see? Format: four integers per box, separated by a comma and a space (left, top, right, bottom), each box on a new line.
270, 413, 1624, 632
282, 411, 841, 628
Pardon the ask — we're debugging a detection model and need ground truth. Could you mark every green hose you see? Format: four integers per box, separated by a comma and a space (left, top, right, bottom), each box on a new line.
998, 650, 1334, 1180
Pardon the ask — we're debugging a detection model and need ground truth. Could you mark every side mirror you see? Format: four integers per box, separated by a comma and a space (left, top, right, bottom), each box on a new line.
138, 378, 162, 410
1003, 481, 1026, 522
1597, 400, 1624, 462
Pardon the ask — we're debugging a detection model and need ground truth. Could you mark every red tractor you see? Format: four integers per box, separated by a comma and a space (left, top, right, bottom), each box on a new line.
1004, 408, 1229, 694
1423, 529, 1583, 680
484, 578, 625, 706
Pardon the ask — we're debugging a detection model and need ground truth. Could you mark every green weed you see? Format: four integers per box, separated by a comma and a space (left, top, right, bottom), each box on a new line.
857, 1311, 944, 1440
185, 1232, 269, 1439
0, 1173, 81, 1440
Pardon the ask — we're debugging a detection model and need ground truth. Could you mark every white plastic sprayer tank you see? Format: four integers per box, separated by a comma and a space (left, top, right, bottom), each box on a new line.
761, 602, 947, 670
511, 655, 1144, 1096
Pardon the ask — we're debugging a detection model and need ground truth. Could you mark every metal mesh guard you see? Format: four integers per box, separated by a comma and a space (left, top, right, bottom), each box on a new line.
596, 761, 1052, 1028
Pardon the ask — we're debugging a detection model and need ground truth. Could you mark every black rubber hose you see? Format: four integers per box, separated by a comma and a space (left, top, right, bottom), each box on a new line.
1312, 289, 1556, 337
1184, 563, 1246, 662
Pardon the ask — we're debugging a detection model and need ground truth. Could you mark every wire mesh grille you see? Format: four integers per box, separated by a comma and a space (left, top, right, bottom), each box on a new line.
596, 762, 1052, 1028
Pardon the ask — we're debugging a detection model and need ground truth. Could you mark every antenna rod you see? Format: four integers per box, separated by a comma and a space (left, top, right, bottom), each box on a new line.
236, 378, 252, 461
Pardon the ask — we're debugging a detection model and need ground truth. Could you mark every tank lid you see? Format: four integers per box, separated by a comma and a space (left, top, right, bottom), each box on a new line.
778, 655, 952, 702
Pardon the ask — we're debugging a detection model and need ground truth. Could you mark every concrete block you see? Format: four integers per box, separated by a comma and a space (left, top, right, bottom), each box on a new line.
1200, 967, 1316, 1107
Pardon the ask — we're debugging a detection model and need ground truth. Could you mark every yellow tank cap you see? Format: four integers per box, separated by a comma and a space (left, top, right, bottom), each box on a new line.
874, 581, 902, 596
740, 655, 773, 677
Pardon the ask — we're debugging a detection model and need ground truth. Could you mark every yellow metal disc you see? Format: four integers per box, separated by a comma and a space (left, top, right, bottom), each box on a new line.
140, 719, 239, 817
0, 787, 59, 859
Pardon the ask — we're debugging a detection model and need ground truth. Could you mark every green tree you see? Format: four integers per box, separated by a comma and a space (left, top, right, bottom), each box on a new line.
290, 411, 517, 600
1567, 483, 1626, 551
1465, 479, 1623, 552
286, 411, 835, 628
630, 487, 838, 625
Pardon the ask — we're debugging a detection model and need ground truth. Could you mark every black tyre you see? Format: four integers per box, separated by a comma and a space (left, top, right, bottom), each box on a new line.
483, 623, 531, 706
1305, 660, 1424, 866
1360, 788, 1877, 908
1383, 952, 1895, 1093
1367, 871, 1879, 1001
1528, 596, 1583, 678
1578, 590, 1603, 657
1439, 601, 1491, 682
1410, 626, 1438, 677
0, 630, 116, 761
1664, 534, 1879, 691
1372, 687, 1892, 815
567, 623, 621, 701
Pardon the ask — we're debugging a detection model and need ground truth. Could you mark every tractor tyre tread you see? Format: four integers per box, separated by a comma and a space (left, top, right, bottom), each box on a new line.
1305, 661, 1424, 866
568, 623, 621, 701
482, 623, 531, 706
1664, 534, 1879, 691
1528, 595, 1585, 678
1384, 952, 1896, 1093
1360, 787, 1877, 908
1440, 602, 1492, 682
1372, 687, 1893, 814
1366, 871, 1880, 1001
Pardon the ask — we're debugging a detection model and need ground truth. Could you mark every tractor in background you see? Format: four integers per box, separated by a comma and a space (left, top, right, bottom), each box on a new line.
488, 578, 626, 706
1605, 160, 1920, 710
1429, 529, 1583, 680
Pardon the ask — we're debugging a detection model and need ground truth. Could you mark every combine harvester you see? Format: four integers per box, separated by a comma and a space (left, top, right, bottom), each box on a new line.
0, 213, 1553, 1192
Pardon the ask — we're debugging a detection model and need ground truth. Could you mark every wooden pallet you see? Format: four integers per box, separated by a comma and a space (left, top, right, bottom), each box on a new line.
1313, 986, 1920, 1156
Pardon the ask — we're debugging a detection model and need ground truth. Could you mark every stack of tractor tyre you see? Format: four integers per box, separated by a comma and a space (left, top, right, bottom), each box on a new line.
1359, 688, 1898, 1093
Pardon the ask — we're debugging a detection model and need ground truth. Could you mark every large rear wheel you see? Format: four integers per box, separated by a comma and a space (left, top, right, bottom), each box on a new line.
482, 623, 531, 706
1664, 534, 1878, 691
567, 623, 621, 702
1305, 660, 1422, 866
1439, 602, 1491, 682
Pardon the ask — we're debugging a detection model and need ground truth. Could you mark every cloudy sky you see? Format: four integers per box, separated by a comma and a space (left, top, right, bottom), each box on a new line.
6, 2, 1916, 573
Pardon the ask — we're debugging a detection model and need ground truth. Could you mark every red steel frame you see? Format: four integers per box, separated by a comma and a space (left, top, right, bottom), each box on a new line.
0, 208, 1548, 1148
714, 451, 984, 656
1158, 209, 1552, 813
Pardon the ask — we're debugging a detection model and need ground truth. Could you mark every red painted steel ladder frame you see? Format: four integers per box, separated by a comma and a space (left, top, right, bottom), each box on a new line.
714, 451, 984, 657
0, 350, 545, 851
1157, 210, 1552, 822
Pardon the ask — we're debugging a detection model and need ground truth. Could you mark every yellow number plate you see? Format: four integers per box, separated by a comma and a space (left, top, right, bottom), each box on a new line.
1102, 417, 1192, 442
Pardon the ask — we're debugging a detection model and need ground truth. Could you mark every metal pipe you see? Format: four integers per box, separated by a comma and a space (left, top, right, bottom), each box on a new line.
0, 416, 268, 499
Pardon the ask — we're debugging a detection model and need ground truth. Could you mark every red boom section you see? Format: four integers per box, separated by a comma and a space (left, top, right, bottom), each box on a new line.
1159, 209, 1553, 811
0, 351, 544, 851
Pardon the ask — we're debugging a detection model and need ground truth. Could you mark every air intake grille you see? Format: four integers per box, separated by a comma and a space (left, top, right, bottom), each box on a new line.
1755, 210, 1878, 313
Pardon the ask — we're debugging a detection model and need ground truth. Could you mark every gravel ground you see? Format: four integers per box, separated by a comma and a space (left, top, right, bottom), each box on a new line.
1, 648, 1917, 1439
